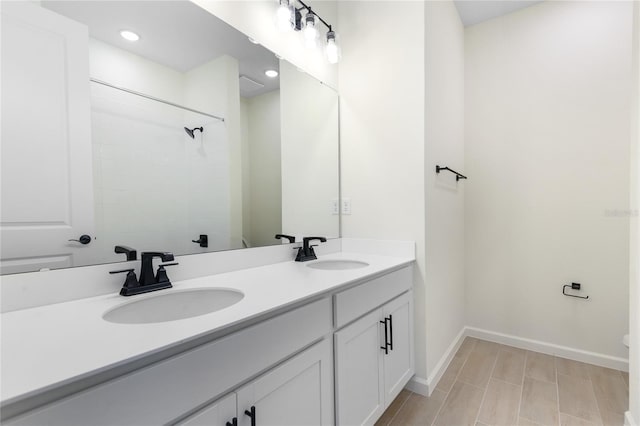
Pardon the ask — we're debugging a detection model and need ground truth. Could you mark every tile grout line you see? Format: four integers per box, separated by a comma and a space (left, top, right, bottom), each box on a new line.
384, 391, 412, 426
584, 366, 606, 426
588, 368, 612, 426
430, 338, 477, 426
472, 347, 500, 426
554, 355, 561, 426
561, 412, 600, 426
515, 349, 527, 424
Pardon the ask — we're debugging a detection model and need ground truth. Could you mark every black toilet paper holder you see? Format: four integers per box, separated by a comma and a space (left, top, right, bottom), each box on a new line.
562, 283, 589, 299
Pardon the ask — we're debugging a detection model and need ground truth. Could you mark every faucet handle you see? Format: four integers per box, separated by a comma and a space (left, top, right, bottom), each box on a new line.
109, 268, 140, 290
109, 268, 134, 274
156, 262, 179, 284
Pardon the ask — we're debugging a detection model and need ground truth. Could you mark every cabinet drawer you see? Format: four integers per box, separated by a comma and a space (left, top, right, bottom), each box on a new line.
6, 298, 332, 426
334, 266, 412, 329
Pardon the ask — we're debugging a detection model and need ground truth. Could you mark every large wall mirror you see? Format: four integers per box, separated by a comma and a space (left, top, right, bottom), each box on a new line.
0, 1, 339, 274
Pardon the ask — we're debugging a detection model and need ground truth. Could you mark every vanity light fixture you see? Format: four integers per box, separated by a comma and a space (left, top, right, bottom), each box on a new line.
274, 0, 340, 64
120, 30, 140, 42
265, 69, 279, 78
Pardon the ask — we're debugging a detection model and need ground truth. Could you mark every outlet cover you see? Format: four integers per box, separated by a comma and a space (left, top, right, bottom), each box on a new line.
342, 198, 351, 215
331, 199, 339, 215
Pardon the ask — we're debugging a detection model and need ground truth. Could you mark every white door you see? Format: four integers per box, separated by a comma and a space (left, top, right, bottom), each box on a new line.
177, 393, 237, 426
382, 292, 415, 404
334, 309, 385, 426
1, 2, 94, 274
236, 339, 333, 426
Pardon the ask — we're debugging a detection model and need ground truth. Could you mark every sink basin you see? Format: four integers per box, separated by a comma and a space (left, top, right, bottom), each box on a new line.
103, 288, 244, 324
306, 260, 369, 270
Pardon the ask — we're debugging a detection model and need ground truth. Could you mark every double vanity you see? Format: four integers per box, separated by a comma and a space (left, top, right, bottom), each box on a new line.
1, 239, 415, 425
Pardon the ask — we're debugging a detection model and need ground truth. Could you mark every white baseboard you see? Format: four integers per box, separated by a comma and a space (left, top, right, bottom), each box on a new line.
404, 327, 467, 397
405, 375, 429, 396
465, 327, 629, 372
425, 327, 467, 394
625, 411, 637, 426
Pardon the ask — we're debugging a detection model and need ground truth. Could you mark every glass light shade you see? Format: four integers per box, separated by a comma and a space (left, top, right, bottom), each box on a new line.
276, 1, 293, 32
303, 12, 318, 48
326, 32, 339, 64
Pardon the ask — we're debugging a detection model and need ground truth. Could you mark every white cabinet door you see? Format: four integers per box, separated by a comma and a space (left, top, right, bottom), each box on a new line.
334, 309, 385, 426
236, 339, 333, 426
0, 2, 94, 274
382, 292, 414, 404
177, 393, 237, 426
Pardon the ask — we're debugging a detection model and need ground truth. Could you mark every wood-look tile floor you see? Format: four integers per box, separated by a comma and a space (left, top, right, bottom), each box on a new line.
376, 337, 629, 426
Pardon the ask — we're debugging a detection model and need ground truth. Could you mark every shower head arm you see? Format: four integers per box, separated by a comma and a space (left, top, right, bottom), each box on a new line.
184, 127, 204, 139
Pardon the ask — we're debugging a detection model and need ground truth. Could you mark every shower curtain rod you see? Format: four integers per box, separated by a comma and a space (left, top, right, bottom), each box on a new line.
90, 78, 225, 123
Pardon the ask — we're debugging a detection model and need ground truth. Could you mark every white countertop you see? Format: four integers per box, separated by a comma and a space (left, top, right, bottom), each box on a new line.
1, 251, 413, 407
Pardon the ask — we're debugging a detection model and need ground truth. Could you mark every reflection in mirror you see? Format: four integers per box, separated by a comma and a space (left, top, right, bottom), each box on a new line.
0, 1, 339, 274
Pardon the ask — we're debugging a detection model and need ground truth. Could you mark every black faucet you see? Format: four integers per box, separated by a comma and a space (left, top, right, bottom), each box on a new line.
275, 234, 296, 243
114, 245, 137, 261
110, 251, 178, 296
295, 237, 327, 262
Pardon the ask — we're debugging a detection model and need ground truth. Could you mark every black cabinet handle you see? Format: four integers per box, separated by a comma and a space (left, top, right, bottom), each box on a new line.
244, 406, 256, 426
226, 417, 238, 426
68, 234, 91, 244
380, 318, 389, 354
388, 314, 393, 351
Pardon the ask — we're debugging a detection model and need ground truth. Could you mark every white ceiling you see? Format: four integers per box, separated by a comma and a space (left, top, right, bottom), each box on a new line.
453, 0, 544, 26
42, 1, 280, 98
41, 0, 545, 95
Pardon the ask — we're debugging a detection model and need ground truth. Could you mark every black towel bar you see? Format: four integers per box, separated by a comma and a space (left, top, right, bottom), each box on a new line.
436, 165, 467, 181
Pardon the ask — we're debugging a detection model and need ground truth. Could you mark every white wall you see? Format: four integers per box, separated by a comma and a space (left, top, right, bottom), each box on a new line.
424, 1, 466, 380
337, 1, 428, 380
190, 0, 337, 89
628, 1, 639, 423
465, 1, 632, 362
241, 98, 250, 244
88, 38, 184, 106
280, 61, 339, 238
242, 90, 282, 247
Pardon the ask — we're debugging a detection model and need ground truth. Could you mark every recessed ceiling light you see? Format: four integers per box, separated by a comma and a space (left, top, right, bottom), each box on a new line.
120, 30, 140, 42
248, 37, 260, 45
265, 69, 279, 78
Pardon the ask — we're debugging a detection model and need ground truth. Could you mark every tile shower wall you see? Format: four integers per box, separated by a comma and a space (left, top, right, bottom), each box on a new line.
89, 39, 235, 263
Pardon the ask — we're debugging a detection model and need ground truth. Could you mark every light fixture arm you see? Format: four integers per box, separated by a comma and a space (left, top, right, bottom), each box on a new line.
294, 0, 334, 32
